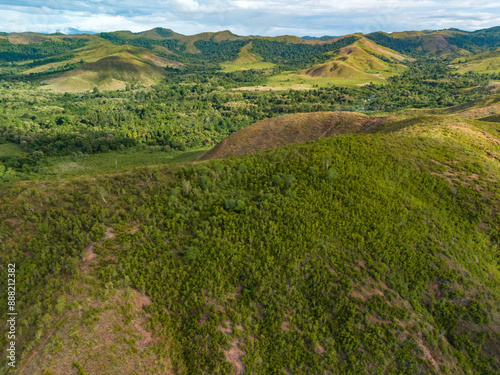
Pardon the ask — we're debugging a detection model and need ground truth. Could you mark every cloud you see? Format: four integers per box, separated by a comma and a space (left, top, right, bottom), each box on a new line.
0, 0, 498, 36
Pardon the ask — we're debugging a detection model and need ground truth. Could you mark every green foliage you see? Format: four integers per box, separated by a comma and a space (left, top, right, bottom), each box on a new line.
1, 120, 499, 373
251, 36, 359, 68
185, 246, 201, 261
0, 38, 88, 63
326, 168, 339, 182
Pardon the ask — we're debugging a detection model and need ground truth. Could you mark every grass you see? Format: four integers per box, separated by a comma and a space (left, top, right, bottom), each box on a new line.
19, 38, 177, 92
240, 39, 406, 89
263, 70, 389, 88
203, 112, 397, 159
38, 147, 209, 176
221, 42, 275, 72
452, 48, 500, 74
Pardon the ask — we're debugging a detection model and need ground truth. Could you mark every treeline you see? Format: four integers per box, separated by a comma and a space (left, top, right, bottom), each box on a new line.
0, 38, 88, 62
99, 33, 181, 53
250, 36, 360, 67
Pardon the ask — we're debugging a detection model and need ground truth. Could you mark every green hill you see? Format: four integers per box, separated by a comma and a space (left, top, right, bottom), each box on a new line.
1, 111, 500, 374
23, 39, 183, 92
452, 48, 500, 74
367, 27, 500, 55
220, 42, 275, 72
262, 38, 408, 88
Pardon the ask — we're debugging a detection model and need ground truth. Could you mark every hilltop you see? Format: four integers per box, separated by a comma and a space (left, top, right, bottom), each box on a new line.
202, 112, 397, 159
298, 38, 408, 86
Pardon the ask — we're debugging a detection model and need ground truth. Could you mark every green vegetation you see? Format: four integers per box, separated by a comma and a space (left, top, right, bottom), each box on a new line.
452, 48, 500, 74
1, 114, 499, 373
221, 43, 275, 72
0, 25, 500, 374
0, 55, 492, 180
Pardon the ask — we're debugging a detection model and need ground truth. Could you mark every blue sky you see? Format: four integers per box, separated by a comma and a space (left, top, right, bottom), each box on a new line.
0, 0, 499, 36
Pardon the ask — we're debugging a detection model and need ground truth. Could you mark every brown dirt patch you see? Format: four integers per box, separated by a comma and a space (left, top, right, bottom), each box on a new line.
225, 339, 245, 375
81, 243, 97, 271
104, 226, 116, 239
351, 285, 385, 302
415, 332, 440, 372
19, 286, 162, 375
218, 321, 233, 334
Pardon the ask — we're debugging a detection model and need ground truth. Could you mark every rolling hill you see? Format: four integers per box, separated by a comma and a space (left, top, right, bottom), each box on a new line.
12, 38, 183, 92
202, 112, 397, 159
366, 26, 500, 55
452, 48, 500, 74
300, 38, 407, 84
1, 110, 500, 374
1, 26, 499, 92
39, 44, 180, 92
220, 42, 275, 72
259, 38, 409, 88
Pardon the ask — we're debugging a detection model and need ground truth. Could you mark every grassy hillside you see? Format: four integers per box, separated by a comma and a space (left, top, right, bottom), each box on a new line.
452, 48, 500, 74
367, 27, 500, 55
1, 112, 499, 374
40, 53, 165, 92
261, 38, 408, 89
202, 112, 397, 159
22, 39, 182, 92
220, 43, 275, 72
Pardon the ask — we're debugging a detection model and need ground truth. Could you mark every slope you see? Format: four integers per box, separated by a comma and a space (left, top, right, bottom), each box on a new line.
452, 48, 500, 74
262, 38, 408, 89
367, 27, 500, 55
202, 111, 397, 159
36, 39, 181, 92
220, 42, 275, 72
301, 38, 407, 80
1, 113, 499, 374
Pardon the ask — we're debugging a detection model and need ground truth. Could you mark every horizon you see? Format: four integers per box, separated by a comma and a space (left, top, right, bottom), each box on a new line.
1, 0, 499, 37
1, 25, 498, 39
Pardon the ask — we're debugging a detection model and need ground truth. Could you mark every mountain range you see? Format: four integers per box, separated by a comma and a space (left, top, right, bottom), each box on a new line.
1, 26, 500, 92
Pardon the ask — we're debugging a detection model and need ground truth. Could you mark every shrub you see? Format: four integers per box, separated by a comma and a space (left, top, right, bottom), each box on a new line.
326, 168, 339, 182
186, 246, 201, 261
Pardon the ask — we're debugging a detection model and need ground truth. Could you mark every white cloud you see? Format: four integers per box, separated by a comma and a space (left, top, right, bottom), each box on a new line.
0, 0, 498, 36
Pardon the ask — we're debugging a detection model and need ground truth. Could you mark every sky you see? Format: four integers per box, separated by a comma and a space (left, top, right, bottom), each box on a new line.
0, 0, 499, 37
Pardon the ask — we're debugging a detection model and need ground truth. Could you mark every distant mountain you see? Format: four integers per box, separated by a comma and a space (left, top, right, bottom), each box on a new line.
1, 26, 499, 92
366, 27, 500, 54
301, 35, 337, 41
63, 28, 97, 35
